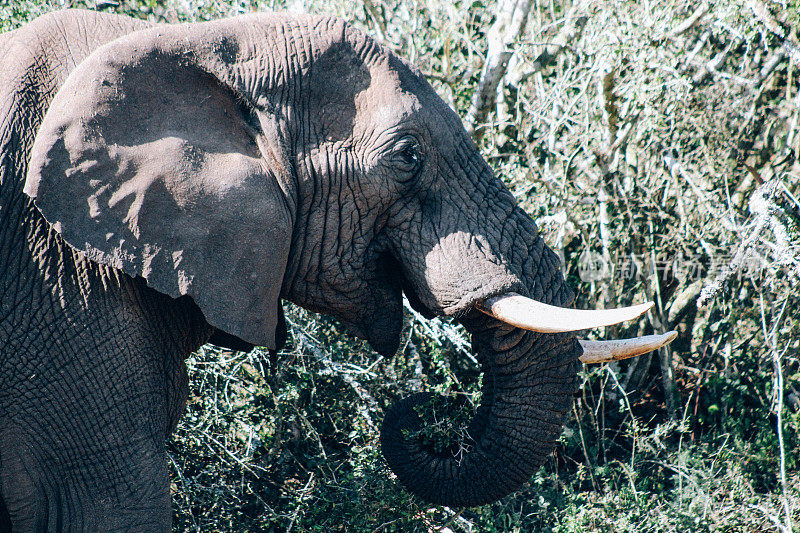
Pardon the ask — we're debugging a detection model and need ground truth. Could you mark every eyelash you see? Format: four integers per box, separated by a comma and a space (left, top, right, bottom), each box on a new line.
393, 137, 423, 174
400, 145, 419, 164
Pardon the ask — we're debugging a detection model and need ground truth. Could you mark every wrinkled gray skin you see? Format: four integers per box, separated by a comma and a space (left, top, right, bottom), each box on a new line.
0, 9, 580, 531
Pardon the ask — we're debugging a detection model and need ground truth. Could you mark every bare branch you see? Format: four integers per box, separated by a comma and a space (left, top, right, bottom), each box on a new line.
465, 0, 535, 139
666, 2, 709, 39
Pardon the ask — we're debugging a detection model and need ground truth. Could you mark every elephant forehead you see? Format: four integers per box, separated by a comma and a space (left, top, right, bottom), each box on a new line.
358, 93, 421, 131
300, 19, 455, 143
305, 51, 422, 142
350, 74, 443, 144
358, 62, 465, 143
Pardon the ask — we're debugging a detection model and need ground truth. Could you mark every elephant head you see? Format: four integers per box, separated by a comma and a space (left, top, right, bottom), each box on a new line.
23, 12, 672, 507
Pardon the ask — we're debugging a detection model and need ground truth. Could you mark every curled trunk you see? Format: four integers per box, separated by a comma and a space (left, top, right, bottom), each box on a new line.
380, 314, 580, 507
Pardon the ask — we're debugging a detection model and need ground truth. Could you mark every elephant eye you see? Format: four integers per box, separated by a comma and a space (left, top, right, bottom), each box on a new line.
392, 136, 424, 177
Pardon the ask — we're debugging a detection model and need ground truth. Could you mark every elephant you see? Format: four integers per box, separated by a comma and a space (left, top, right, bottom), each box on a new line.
0, 8, 675, 531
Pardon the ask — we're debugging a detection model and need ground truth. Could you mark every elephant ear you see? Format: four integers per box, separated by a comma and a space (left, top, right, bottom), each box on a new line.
208, 302, 287, 353
24, 26, 295, 349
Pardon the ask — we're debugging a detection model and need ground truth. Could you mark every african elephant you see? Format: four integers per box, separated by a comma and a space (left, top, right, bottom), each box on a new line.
0, 8, 674, 531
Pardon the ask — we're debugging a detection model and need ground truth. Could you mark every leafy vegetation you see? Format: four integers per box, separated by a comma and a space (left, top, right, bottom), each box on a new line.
4, 0, 800, 530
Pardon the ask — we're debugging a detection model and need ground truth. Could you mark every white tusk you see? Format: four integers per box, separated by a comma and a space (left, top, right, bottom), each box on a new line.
578, 331, 678, 364
475, 292, 654, 333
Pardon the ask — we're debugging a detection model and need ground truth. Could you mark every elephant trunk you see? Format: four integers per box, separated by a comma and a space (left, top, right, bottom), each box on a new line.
380, 314, 580, 507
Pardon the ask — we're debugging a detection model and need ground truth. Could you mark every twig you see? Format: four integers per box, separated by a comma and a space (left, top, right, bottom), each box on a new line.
361, 0, 387, 41
286, 473, 315, 533
698, 181, 779, 307
298, 333, 380, 430
759, 294, 794, 533
746, 0, 800, 65
667, 279, 703, 327
200, 430, 266, 478
465, 0, 535, 139
648, 219, 677, 420
516, 7, 590, 83
678, 29, 711, 74
167, 452, 200, 532
666, 2, 709, 39
692, 36, 742, 85
438, 507, 466, 532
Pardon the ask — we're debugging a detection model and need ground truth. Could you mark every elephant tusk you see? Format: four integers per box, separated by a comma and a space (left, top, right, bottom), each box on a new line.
475, 292, 654, 333
578, 331, 678, 364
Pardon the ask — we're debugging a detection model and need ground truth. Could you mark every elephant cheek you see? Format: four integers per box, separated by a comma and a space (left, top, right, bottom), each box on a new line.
328, 289, 402, 356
